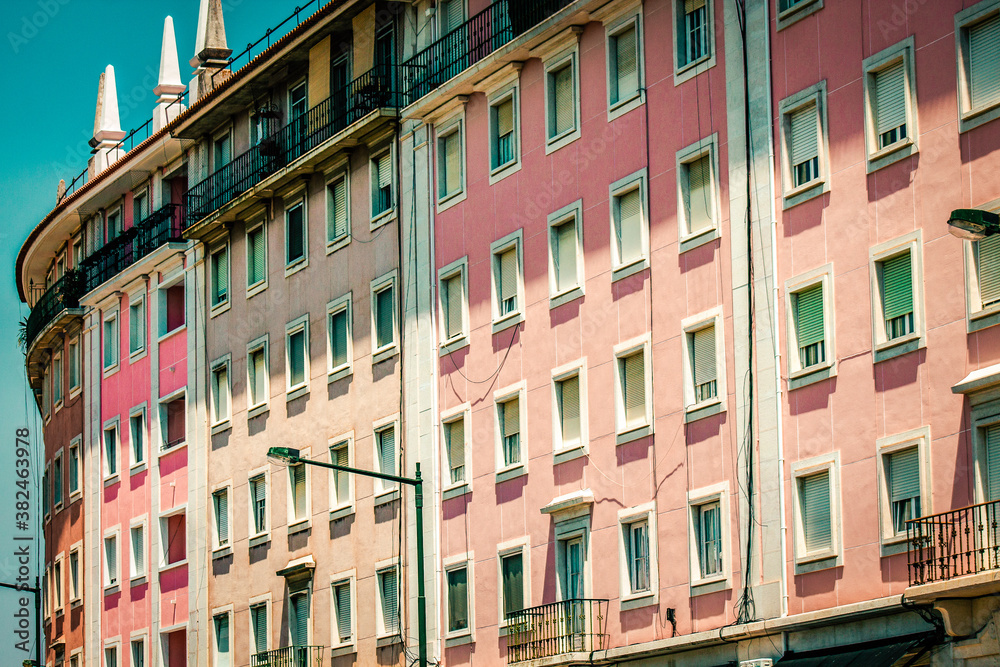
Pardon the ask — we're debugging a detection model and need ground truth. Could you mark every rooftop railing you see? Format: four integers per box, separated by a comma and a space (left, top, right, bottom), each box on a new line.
250, 645, 326, 667
506, 599, 609, 664
24, 271, 84, 352
907, 499, 1000, 586
185, 63, 403, 226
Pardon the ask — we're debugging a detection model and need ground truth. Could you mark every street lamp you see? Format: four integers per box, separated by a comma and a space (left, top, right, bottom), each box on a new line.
266, 446, 428, 667
948, 208, 1000, 241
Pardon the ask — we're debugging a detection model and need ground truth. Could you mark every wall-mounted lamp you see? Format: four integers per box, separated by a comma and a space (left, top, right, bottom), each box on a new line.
948, 208, 1000, 241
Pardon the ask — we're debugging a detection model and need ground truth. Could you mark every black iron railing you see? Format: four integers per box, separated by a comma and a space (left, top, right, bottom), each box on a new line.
506, 599, 608, 663
24, 271, 85, 351
78, 203, 185, 294
908, 499, 1000, 586
401, 0, 576, 104
186, 64, 403, 226
250, 646, 325, 667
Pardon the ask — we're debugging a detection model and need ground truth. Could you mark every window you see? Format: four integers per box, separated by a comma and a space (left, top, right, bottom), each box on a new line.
129, 523, 145, 580
678, 0, 709, 68
881, 253, 914, 340
42, 370, 49, 420
53, 558, 63, 609
159, 512, 186, 568
371, 148, 394, 220
212, 614, 231, 667
290, 591, 310, 646
558, 535, 586, 601
69, 440, 80, 496
676, 136, 720, 248
437, 120, 464, 203
377, 566, 399, 636
375, 424, 397, 497
440, 267, 466, 344
130, 638, 145, 667
69, 548, 80, 601
326, 173, 349, 246
876, 427, 930, 550
329, 439, 352, 511
784, 266, 836, 388
444, 414, 467, 487
249, 474, 268, 536
289, 462, 308, 526
791, 454, 840, 569
248, 337, 269, 411
134, 188, 149, 224
498, 395, 522, 469
862, 38, 917, 170
103, 313, 119, 370
68, 337, 80, 392
969, 232, 1000, 329
285, 200, 307, 268
52, 352, 62, 406
615, 337, 652, 441
608, 16, 641, 110
213, 131, 231, 171
327, 295, 352, 378
286, 317, 309, 394
491, 231, 523, 328
129, 408, 146, 468
957, 2, 1000, 132
213, 488, 230, 549
160, 282, 185, 336
210, 246, 229, 308
776, 0, 823, 30
129, 297, 145, 355
687, 324, 717, 404
103, 533, 118, 589
246, 222, 267, 290
623, 519, 650, 593
500, 549, 525, 620
799, 471, 831, 554
371, 273, 397, 358
43, 467, 48, 517
610, 171, 649, 278
52, 451, 63, 508
104, 423, 119, 478
159, 392, 186, 452
545, 50, 579, 150
104, 645, 118, 667
794, 285, 825, 368
490, 89, 518, 173
107, 208, 122, 241
885, 448, 920, 534
695, 502, 722, 578
554, 372, 582, 452
331, 578, 353, 645
780, 82, 829, 207
446, 562, 470, 635
548, 202, 583, 303
211, 359, 231, 425
870, 233, 923, 361
250, 602, 269, 654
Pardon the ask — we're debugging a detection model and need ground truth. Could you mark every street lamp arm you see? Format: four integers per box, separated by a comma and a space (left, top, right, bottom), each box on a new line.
292, 456, 422, 488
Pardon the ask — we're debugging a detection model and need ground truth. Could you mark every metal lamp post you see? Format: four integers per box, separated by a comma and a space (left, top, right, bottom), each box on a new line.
266, 446, 427, 667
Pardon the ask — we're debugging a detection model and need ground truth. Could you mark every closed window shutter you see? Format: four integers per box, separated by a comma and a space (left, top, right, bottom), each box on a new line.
623, 352, 646, 425
555, 221, 577, 292
499, 248, 517, 309
875, 61, 907, 136
381, 569, 398, 632
214, 368, 228, 421
447, 419, 465, 481
248, 228, 265, 285
214, 615, 230, 655
970, 15, 1000, 109
106, 538, 117, 583
251, 477, 266, 533
503, 398, 520, 437
880, 253, 913, 320
252, 349, 267, 405
497, 99, 514, 136
380, 427, 395, 477
614, 25, 638, 103
441, 0, 463, 33
987, 425, 1000, 502
617, 188, 643, 263
794, 285, 825, 347
252, 605, 267, 653
889, 448, 920, 504
213, 249, 228, 303
330, 309, 349, 368
292, 464, 306, 520
292, 594, 308, 646
448, 567, 469, 631
978, 235, 1000, 307
214, 491, 228, 545
287, 207, 304, 263
132, 527, 143, 569
685, 0, 705, 11
335, 582, 352, 642
333, 445, 349, 505
559, 375, 581, 445
685, 156, 712, 233
789, 105, 819, 167
800, 471, 832, 553
329, 178, 348, 241
378, 153, 392, 189
442, 131, 462, 197
692, 326, 716, 387
376, 286, 394, 349
288, 330, 305, 386
552, 65, 574, 136
445, 274, 463, 338
501, 554, 523, 617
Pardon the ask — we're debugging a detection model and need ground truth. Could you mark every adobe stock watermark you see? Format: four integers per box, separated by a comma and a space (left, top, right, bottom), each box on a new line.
7, 0, 72, 55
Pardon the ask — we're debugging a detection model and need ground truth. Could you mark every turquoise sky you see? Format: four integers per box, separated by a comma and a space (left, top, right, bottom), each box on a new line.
0, 0, 309, 657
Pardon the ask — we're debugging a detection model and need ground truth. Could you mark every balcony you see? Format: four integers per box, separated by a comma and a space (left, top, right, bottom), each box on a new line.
401, 0, 577, 106
907, 499, 1000, 586
184, 64, 404, 229
250, 646, 325, 667
506, 599, 609, 664
78, 203, 185, 296
24, 271, 85, 354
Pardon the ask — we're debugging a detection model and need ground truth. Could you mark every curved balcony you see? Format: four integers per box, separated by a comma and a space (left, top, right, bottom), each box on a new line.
24, 271, 84, 355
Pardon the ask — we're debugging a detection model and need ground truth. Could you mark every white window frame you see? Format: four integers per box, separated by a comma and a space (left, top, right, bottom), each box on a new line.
784, 265, 836, 389
328, 432, 355, 520
327, 293, 354, 382
157, 505, 188, 572
127, 293, 147, 360
128, 516, 148, 583
210, 605, 234, 667
52, 350, 63, 411
210, 355, 232, 431
876, 426, 931, 556
443, 552, 475, 644
487, 79, 522, 184
790, 452, 842, 573
370, 144, 396, 227
128, 403, 148, 472
247, 334, 270, 418
211, 482, 233, 555
553, 512, 592, 602
494, 381, 528, 482
963, 201, 1000, 332
778, 80, 830, 209
52, 448, 64, 512
605, 7, 645, 119
68, 335, 81, 397
246, 218, 269, 298
157, 271, 186, 340
284, 196, 309, 275
438, 257, 470, 355
329, 570, 357, 654
68, 541, 82, 604
103, 640, 121, 667
617, 502, 658, 609
671, 0, 715, 84
497, 537, 531, 630
373, 416, 401, 504
325, 168, 351, 253
863, 37, 918, 172
53, 552, 64, 613
103, 310, 120, 375
687, 482, 732, 595
956, 0, 1000, 133
436, 112, 467, 211
68, 435, 82, 500
370, 270, 399, 363
551, 360, 588, 464
547, 200, 585, 307
285, 315, 311, 399
212, 125, 233, 173
157, 387, 187, 454
441, 403, 472, 499
287, 446, 311, 531
676, 134, 722, 252
613, 334, 654, 444
209, 242, 231, 315
375, 558, 401, 641
248, 594, 272, 654
103, 527, 120, 592
609, 168, 651, 281
868, 230, 925, 363
681, 307, 727, 422
543, 45, 582, 154
490, 230, 525, 333
103, 417, 120, 483
776, 0, 823, 31
248, 467, 271, 546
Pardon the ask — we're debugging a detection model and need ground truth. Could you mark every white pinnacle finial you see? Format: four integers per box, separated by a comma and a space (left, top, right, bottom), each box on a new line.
155, 16, 185, 99
191, 0, 230, 68
93, 65, 125, 144
193, 0, 208, 63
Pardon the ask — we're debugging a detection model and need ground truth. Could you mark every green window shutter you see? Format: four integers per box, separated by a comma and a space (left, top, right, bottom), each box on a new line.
880, 253, 913, 320
291, 593, 309, 646
214, 614, 230, 654
292, 464, 306, 520
376, 286, 394, 349
332, 445, 349, 505
378, 152, 393, 190
381, 569, 398, 632
330, 309, 349, 368
552, 65, 574, 136
789, 104, 819, 167
447, 419, 465, 481
623, 351, 646, 425
288, 329, 306, 386
614, 25, 638, 103
131, 527, 143, 569
970, 15, 1000, 109
252, 604, 268, 653
555, 221, 577, 292
559, 375, 581, 445
501, 553, 524, 617
442, 131, 462, 197
286, 206, 304, 263
874, 61, 906, 136
447, 567, 469, 632
692, 326, 716, 387
978, 234, 1000, 307
441, 0, 463, 33
986, 425, 1000, 502
499, 248, 518, 308
445, 274, 463, 339
380, 427, 395, 477
503, 398, 520, 437
251, 477, 266, 533
888, 448, 920, 503
685, 156, 712, 233
335, 582, 352, 642
214, 491, 229, 545
248, 228, 265, 285
328, 177, 348, 241
794, 285, 825, 347
106, 537, 117, 583
617, 188, 643, 262
800, 471, 832, 553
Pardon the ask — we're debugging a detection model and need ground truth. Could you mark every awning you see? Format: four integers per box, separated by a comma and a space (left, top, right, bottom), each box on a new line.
776, 632, 938, 666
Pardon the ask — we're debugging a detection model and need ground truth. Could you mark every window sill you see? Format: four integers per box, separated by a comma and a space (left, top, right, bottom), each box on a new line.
437, 190, 467, 214
866, 137, 916, 174
616, 423, 652, 445
684, 399, 724, 424
130, 462, 148, 476
130, 574, 147, 587
550, 286, 584, 310
959, 97, 1000, 134
691, 574, 730, 597
249, 533, 270, 548
679, 227, 720, 254
159, 559, 188, 575
330, 644, 357, 658
496, 464, 526, 484
445, 632, 474, 648
674, 52, 715, 86
286, 385, 309, 402
553, 444, 587, 465
375, 489, 400, 506
326, 235, 351, 255
102, 364, 120, 379
782, 177, 828, 210
794, 551, 840, 574
71, 598, 82, 609
103, 584, 120, 596
69, 386, 82, 401
328, 365, 353, 383
128, 348, 148, 365
248, 404, 269, 420
211, 420, 232, 435
608, 92, 644, 122
879, 536, 909, 558
376, 634, 401, 648
620, 591, 657, 611
55, 608, 64, 618
288, 519, 311, 536
492, 311, 524, 335
442, 483, 470, 501
373, 345, 399, 365
104, 474, 120, 488
159, 440, 187, 457
370, 209, 397, 232
212, 546, 233, 560
545, 126, 581, 156
970, 306, 1000, 333
157, 324, 187, 345
247, 280, 268, 300
788, 361, 836, 390
69, 491, 82, 504
489, 159, 521, 186
284, 258, 309, 279
330, 505, 355, 521
873, 333, 922, 363
209, 301, 231, 319
611, 257, 649, 283
776, 0, 823, 31
439, 335, 469, 357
